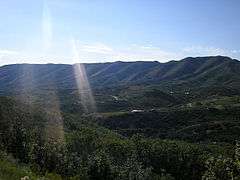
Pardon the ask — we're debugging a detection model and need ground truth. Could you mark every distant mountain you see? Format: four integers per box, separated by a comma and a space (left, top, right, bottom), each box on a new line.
0, 56, 239, 93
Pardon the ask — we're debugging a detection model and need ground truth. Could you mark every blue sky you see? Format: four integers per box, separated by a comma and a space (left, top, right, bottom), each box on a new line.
0, 0, 240, 65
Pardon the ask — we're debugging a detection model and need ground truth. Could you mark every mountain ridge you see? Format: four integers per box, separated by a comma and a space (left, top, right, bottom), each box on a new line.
0, 56, 239, 93
1, 55, 238, 67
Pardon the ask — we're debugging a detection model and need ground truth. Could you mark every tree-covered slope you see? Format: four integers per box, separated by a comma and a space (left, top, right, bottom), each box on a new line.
0, 96, 239, 180
0, 56, 239, 93
1, 56, 240, 179
95, 104, 240, 143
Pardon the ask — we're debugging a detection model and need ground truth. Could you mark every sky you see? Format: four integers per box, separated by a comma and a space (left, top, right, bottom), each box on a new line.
0, 0, 240, 65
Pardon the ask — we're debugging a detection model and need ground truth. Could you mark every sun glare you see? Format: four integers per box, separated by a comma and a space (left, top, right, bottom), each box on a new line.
43, 90, 65, 143
42, 0, 53, 52
72, 39, 96, 113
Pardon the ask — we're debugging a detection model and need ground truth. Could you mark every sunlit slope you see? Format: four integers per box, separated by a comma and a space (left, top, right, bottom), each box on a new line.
0, 56, 240, 93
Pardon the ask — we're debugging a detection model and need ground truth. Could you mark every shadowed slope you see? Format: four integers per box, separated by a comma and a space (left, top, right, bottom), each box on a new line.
0, 56, 239, 93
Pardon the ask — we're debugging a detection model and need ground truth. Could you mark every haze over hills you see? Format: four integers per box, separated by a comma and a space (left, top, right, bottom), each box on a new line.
0, 56, 240, 93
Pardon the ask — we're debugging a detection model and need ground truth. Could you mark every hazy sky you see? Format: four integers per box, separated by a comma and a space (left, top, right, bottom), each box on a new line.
0, 0, 240, 65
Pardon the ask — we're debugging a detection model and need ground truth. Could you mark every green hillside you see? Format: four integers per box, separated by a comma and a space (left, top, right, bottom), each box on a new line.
0, 96, 239, 179
0, 56, 240, 93
1, 56, 240, 179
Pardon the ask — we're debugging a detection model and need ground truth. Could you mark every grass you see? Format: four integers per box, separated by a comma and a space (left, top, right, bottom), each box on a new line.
0, 159, 39, 180
99, 111, 129, 117
0, 159, 64, 180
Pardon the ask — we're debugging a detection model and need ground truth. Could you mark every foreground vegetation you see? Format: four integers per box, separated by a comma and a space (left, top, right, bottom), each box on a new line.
0, 96, 240, 179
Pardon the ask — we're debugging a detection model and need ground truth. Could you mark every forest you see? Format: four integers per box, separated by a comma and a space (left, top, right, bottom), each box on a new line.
0, 56, 240, 179
0, 90, 240, 179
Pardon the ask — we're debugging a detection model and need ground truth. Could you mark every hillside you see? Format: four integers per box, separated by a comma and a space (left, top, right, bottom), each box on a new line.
0, 56, 240, 179
0, 56, 240, 94
0, 96, 238, 180
95, 104, 240, 143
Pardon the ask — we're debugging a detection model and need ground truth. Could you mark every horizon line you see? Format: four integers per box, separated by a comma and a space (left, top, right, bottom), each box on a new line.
0, 55, 238, 67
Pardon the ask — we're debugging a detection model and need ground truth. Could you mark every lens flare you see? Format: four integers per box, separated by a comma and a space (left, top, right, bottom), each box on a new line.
17, 65, 65, 143
17, 65, 35, 105
42, 0, 53, 52
72, 39, 96, 113
13, 1, 65, 144
43, 90, 65, 143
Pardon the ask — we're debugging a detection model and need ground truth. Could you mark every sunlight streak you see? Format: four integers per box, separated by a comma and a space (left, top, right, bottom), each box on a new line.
42, 0, 53, 51
17, 65, 65, 143
17, 65, 35, 106
41, 2, 65, 141
43, 90, 65, 143
72, 39, 96, 113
